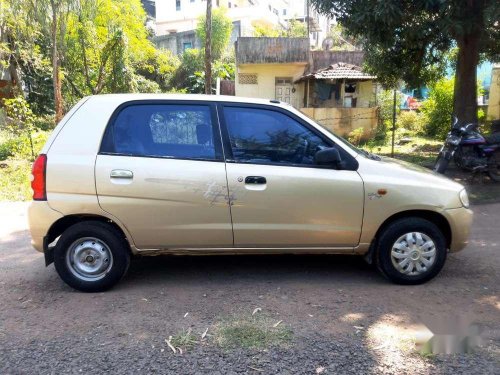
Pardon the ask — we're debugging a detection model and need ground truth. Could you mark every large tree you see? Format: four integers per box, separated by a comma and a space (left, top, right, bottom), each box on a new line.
311, 0, 499, 123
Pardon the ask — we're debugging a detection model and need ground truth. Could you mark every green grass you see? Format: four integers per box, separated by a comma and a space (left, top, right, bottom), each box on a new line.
213, 314, 292, 350
169, 329, 199, 351
0, 160, 32, 201
361, 136, 442, 167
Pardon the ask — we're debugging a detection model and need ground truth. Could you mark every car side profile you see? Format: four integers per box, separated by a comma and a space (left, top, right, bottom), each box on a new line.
28, 94, 473, 292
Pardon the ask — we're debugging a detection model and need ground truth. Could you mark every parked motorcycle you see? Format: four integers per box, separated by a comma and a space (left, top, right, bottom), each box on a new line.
433, 117, 500, 181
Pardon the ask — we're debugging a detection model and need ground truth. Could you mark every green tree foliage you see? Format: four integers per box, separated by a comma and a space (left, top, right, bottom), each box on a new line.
64, 0, 169, 101
251, 19, 307, 38
311, 0, 500, 123
252, 20, 281, 37
420, 78, 455, 139
286, 19, 307, 37
196, 7, 233, 61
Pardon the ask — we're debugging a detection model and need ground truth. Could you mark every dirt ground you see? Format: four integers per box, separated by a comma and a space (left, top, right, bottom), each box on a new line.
0, 201, 499, 374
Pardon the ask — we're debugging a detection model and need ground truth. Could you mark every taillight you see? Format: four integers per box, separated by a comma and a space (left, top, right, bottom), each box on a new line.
31, 154, 47, 201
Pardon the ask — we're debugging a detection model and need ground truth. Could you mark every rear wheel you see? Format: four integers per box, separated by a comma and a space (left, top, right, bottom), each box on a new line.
54, 221, 130, 292
488, 150, 500, 182
376, 218, 447, 284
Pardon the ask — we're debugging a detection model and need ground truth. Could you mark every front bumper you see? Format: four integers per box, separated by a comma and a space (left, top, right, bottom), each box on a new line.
444, 206, 473, 252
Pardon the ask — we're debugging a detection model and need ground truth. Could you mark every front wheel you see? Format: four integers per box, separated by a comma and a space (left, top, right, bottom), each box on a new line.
488, 150, 500, 182
54, 221, 130, 292
434, 153, 450, 174
375, 218, 447, 285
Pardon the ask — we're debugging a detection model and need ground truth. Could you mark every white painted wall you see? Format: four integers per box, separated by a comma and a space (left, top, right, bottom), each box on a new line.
156, 0, 288, 36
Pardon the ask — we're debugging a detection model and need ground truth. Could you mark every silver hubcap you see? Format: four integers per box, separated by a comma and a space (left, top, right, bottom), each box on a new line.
391, 232, 436, 276
66, 237, 113, 281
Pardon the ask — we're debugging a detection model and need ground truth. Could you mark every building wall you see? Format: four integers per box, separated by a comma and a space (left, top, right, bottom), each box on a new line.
235, 63, 307, 109
300, 107, 378, 140
487, 65, 500, 120
155, 0, 287, 36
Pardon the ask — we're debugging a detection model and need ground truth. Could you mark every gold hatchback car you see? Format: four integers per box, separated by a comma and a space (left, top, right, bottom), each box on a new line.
28, 94, 473, 292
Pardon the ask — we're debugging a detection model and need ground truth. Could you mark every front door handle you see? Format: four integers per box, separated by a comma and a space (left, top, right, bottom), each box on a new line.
110, 169, 133, 179
245, 176, 266, 184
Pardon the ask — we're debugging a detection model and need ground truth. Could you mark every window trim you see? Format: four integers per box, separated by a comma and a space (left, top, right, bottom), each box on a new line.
216, 102, 358, 171
99, 100, 224, 163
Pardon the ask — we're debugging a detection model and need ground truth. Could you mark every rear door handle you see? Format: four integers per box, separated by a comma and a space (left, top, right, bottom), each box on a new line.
245, 176, 266, 184
110, 169, 133, 179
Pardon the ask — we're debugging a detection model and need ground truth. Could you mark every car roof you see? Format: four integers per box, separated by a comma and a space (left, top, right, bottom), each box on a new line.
85, 93, 289, 107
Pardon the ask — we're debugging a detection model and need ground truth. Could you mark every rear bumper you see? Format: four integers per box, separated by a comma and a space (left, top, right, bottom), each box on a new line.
444, 206, 473, 252
28, 201, 63, 253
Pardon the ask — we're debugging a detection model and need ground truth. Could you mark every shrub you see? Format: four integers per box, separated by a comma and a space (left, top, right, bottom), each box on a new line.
348, 127, 365, 145
420, 78, 454, 139
396, 110, 426, 135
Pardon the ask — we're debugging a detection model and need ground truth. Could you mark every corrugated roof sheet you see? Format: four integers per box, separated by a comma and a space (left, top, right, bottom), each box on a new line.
296, 62, 376, 82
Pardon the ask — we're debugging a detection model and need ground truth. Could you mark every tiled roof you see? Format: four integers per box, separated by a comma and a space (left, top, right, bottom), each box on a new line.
296, 62, 376, 81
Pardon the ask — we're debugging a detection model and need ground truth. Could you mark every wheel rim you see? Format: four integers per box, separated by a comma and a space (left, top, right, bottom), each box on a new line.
390, 232, 436, 276
66, 237, 113, 281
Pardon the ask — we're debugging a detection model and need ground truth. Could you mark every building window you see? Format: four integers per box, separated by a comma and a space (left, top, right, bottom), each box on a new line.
190, 0, 195, 3
239, 74, 258, 85
176, 0, 181, 11
282, 9, 287, 16
228, 2, 232, 8
275, 77, 292, 85
183, 42, 193, 51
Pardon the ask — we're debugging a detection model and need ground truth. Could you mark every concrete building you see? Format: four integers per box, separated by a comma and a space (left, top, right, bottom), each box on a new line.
487, 64, 500, 121
235, 37, 378, 139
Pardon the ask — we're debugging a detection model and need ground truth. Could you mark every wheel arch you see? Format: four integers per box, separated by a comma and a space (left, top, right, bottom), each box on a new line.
364, 210, 452, 264
46, 214, 134, 253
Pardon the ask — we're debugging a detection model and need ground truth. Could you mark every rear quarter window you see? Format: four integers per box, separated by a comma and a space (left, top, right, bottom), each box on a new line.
100, 103, 220, 160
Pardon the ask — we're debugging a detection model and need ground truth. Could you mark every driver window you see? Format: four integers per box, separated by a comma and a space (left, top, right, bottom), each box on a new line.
223, 106, 330, 165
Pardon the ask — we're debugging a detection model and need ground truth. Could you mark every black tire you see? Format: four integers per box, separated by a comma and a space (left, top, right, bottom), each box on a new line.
54, 221, 130, 292
453, 147, 465, 170
375, 218, 447, 285
434, 154, 450, 174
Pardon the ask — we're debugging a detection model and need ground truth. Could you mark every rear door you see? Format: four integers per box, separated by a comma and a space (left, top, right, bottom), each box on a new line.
95, 101, 233, 249
219, 104, 364, 248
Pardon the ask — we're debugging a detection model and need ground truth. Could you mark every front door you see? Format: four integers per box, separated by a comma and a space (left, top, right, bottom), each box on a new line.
275, 77, 293, 104
95, 102, 233, 249
220, 104, 364, 248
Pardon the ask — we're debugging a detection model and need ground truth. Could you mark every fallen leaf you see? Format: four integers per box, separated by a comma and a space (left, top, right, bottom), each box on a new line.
273, 320, 283, 328
141, 298, 148, 302
184, 312, 189, 318
252, 307, 262, 316
201, 327, 209, 339
316, 366, 325, 374
373, 343, 388, 350
165, 337, 176, 353
353, 326, 364, 330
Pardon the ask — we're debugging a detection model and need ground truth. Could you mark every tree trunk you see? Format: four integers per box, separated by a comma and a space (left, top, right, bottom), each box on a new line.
51, 1, 64, 123
452, 37, 480, 125
204, 0, 212, 95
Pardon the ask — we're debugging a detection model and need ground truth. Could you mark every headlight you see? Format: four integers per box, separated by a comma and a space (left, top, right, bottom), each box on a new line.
459, 189, 469, 208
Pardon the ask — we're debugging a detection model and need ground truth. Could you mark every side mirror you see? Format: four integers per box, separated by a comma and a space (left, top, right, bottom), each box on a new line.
314, 147, 342, 168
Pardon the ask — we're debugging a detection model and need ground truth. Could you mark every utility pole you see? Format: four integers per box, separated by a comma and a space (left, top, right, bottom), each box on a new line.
204, 0, 212, 95
391, 88, 397, 158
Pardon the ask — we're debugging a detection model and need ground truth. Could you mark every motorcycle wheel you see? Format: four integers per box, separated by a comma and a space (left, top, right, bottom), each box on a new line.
488, 150, 500, 182
434, 154, 450, 174
453, 147, 466, 170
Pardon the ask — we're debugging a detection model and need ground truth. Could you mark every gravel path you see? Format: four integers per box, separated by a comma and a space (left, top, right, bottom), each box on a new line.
0, 202, 499, 374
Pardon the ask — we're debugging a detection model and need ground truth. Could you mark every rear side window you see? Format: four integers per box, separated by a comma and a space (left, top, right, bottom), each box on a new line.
101, 104, 218, 160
